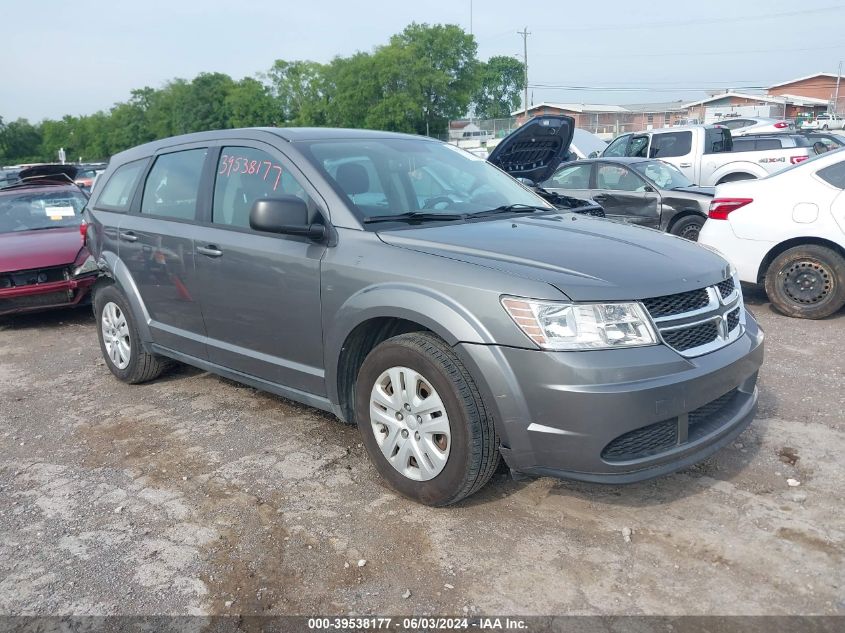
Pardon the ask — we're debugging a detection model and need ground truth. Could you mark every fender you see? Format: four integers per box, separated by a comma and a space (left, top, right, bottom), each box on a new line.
95, 250, 154, 346
710, 161, 767, 184
324, 282, 498, 407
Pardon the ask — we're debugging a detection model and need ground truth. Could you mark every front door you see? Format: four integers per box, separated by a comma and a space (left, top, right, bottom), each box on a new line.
191, 143, 327, 396
118, 146, 210, 359
593, 163, 661, 228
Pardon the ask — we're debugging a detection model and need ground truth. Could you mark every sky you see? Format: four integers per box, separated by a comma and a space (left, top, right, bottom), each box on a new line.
1, 0, 843, 122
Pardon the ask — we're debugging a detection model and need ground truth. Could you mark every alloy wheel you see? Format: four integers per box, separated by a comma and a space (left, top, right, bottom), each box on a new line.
101, 301, 131, 369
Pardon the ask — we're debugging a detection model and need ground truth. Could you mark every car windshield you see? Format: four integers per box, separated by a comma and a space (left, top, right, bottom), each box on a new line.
630, 160, 693, 189
0, 188, 87, 234
300, 138, 552, 224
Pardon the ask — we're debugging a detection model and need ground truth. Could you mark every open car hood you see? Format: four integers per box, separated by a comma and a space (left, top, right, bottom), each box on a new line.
487, 115, 574, 183
18, 164, 79, 184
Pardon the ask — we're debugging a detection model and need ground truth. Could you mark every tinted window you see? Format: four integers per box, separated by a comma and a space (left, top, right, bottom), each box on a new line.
629, 136, 649, 158
719, 119, 751, 130
141, 149, 207, 220
596, 164, 646, 191
649, 131, 692, 158
755, 138, 782, 150
546, 163, 592, 189
97, 159, 146, 211
212, 147, 309, 228
603, 135, 630, 157
731, 138, 756, 152
705, 127, 732, 154
818, 159, 845, 189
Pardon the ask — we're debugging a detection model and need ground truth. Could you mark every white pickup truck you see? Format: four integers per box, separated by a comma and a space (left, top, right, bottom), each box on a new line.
801, 112, 845, 130
602, 125, 814, 185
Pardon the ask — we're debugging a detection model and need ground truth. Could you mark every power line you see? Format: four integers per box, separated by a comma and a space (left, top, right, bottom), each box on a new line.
533, 42, 845, 60
530, 5, 841, 32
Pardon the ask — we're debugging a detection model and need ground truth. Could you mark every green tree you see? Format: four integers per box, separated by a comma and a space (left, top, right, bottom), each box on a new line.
473, 55, 525, 119
267, 60, 326, 124
0, 118, 43, 163
226, 77, 280, 127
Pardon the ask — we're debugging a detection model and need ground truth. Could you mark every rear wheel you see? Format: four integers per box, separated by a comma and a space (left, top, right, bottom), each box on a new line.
764, 245, 845, 319
355, 332, 499, 506
669, 214, 705, 241
94, 284, 169, 383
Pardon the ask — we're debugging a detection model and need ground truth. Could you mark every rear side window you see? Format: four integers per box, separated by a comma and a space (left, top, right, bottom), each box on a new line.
649, 131, 692, 158
755, 139, 782, 150
732, 138, 755, 152
96, 159, 146, 211
141, 149, 207, 220
818, 160, 845, 189
704, 127, 732, 154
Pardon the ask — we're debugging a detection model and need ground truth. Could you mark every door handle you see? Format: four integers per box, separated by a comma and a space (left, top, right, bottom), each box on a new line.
679, 163, 692, 168
119, 231, 138, 242
196, 245, 223, 258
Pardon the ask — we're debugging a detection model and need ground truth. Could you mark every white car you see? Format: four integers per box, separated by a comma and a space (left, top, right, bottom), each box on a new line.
699, 148, 845, 319
716, 117, 794, 136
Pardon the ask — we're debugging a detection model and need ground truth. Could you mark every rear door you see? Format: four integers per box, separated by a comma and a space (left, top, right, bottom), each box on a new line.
592, 162, 660, 227
118, 145, 211, 359
190, 142, 327, 395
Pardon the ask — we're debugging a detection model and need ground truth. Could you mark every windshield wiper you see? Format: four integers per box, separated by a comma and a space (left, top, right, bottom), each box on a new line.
363, 212, 466, 224
470, 203, 551, 218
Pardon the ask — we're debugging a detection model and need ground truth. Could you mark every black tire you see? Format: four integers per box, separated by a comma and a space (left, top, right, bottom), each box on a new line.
94, 283, 168, 383
355, 332, 499, 506
764, 245, 845, 319
669, 214, 705, 241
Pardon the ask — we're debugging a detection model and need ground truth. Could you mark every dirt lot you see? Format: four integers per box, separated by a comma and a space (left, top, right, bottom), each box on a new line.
0, 287, 843, 617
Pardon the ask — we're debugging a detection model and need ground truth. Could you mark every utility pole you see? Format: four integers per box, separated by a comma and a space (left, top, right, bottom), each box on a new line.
834, 60, 842, 114
469, 0, 473, 36
517, 27, 530, 117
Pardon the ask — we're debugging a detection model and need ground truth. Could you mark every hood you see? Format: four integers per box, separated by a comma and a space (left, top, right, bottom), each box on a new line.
377, 215, 730, 301
487, 115, 574, 183
0, 226, 85, 272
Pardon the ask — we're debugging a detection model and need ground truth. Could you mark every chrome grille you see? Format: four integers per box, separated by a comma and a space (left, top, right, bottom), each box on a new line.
642, 277, 745, 357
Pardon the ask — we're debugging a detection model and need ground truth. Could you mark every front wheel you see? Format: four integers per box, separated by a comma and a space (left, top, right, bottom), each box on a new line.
669, 214, 705, 241
764, 245, 845, 319
355, 333, 499, 506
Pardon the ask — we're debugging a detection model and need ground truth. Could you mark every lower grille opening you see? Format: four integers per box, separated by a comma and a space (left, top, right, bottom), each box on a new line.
601, 418, 678, 462
0, 291, 73, 312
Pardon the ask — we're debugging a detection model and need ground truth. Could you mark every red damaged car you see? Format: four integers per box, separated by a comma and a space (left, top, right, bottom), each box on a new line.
0, 166, 98, 316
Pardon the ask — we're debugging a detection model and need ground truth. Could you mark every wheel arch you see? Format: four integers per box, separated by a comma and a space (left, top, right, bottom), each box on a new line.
757, 236, 845, 283
94, 251, 154, 345
326, 284, 498, 422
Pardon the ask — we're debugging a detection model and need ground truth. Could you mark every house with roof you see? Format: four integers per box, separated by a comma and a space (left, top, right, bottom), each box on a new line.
767, 73, 844, 112
683, 91, 830, 124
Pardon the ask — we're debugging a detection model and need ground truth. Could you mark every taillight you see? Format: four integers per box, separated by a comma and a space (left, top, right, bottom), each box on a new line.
790, 155, 809, 164
774, 121, 788, 129
80, 220, 88, 241
709, 198, 753, 220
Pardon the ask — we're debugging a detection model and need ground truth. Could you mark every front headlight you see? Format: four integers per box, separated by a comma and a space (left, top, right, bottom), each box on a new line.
501, 297, 658, 350
73, 256, 99, 277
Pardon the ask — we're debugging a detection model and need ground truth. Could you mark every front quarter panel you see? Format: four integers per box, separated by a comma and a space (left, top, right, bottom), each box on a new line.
321, 228, 562, 406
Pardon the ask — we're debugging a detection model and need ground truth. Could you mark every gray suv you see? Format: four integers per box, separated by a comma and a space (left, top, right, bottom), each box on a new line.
84, 120, 764, 506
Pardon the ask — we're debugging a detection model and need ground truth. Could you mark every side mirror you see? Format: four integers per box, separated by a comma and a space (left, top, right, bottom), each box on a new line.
516, 177, 536, 187
249, 196, 325, 241
588, 151, 600, 159
644, 185, 656, 193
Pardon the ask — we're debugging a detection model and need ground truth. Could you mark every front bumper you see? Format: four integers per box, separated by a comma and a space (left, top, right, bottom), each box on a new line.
456, 313, 764, 482
0, 275, 96, 316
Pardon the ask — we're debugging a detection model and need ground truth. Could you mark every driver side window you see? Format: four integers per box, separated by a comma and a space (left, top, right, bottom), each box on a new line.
603, 135, 630, 157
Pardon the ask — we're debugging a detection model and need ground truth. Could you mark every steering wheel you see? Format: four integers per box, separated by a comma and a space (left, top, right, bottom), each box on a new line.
422, 196, 455, 210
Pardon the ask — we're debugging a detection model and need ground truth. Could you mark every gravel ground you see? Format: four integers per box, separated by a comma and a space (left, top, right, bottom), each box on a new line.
0, 287, 843, 617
